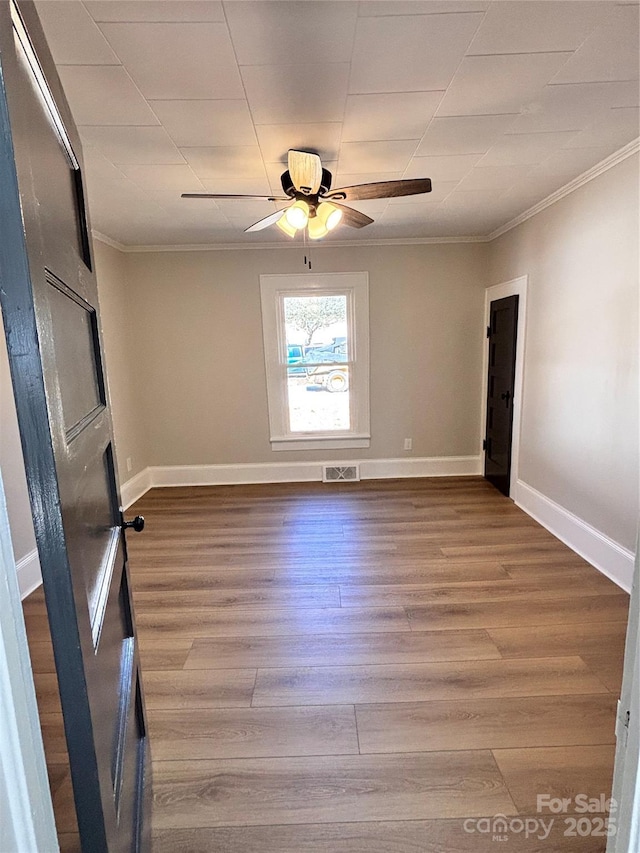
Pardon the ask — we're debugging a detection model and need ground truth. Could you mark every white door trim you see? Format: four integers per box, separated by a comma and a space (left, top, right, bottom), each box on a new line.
0, 470, 58, 852
608, 543, 640, 852
480, 275, 528, 499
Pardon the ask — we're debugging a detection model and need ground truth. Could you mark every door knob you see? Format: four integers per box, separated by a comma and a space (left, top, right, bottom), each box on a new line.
122, 515, 145, 532
501, 391, 512, 407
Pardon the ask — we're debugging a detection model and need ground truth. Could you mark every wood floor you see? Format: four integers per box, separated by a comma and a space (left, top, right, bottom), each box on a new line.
24, 477, 629, 851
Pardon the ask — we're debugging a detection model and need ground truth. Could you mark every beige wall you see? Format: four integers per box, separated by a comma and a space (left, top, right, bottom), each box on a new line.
121, 242, 489, 466
488, 154, 639, 551
0, 313, 37, 564
94, 240, 149, 481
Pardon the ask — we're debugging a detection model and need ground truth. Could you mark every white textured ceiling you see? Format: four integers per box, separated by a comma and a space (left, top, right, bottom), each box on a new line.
35, 0, 640, 246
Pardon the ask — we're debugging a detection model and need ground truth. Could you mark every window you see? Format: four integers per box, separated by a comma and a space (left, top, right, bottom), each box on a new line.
260, 273, 370, 451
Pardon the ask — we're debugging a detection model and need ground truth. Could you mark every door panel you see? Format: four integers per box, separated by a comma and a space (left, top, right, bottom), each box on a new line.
484, 295, 519, 497
46, 270, 105, 438
0, 2, 150, 850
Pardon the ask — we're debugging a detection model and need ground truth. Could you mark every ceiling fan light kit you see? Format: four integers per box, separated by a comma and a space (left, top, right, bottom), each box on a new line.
181, 149, 432, 241
307, 215, 328, 240
284, 199, 310, 229
275, 200, 343, 241
317, 202, 342, 231
276, 214, 297, 238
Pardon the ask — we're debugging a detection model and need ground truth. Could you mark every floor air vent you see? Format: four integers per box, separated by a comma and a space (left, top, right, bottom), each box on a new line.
322, 465, 360, 483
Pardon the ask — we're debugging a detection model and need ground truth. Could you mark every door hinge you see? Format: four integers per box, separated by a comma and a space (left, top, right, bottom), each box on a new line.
615, 700, 630, 743
482, 439, 487, 450
486, 325, 491, 339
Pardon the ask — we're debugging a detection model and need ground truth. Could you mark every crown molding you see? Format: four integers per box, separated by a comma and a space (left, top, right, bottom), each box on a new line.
98, 234, 489, 254
488, 137, 640, 241
91, 230, 127, 252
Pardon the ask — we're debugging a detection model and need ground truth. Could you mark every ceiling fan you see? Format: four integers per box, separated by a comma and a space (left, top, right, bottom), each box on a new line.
182, 149, 432, 240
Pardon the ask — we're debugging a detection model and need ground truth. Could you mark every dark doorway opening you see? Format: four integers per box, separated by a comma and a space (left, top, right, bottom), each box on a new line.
484, 295, 519, 497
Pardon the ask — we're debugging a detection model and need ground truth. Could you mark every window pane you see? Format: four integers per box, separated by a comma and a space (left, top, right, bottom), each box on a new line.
284, 294, 350, 432
283, 295, 348, 357
287, 366, 350, 432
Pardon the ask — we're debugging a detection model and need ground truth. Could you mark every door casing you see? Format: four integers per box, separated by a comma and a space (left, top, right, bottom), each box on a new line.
0, 469, 59, 852
607, 542, 640, 853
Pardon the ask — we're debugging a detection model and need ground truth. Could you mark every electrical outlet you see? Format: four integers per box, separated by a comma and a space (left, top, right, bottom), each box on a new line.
403, 438, 412, 451
126, 457, 132, 472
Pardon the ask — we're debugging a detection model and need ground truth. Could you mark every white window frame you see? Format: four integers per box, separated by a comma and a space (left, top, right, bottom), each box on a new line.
260, 272, 370, 451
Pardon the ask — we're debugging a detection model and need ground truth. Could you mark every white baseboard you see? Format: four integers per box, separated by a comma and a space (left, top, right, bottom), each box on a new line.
514, 479, 635, 593
16, 549, 42, 600
150, 461, 323, 487
119, 455, 482, 503
360, 455, 482, 479
120, 468, 153, 510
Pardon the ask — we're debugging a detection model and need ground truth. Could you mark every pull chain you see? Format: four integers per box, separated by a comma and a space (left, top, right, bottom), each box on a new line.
302, 229, 311, 269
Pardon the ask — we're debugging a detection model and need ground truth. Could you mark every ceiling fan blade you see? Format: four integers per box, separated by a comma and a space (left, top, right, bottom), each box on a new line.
288, 150, 322, 195
244, 209, 287, 233
182, 193, 289, 201
330, 202, 374, 229
325, 178, 432, 202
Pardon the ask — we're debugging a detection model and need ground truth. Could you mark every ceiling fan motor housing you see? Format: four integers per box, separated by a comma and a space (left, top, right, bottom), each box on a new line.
281, 168, 332, 198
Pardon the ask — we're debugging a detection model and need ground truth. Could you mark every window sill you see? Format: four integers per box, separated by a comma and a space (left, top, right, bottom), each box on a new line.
270, 434, 371, 452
